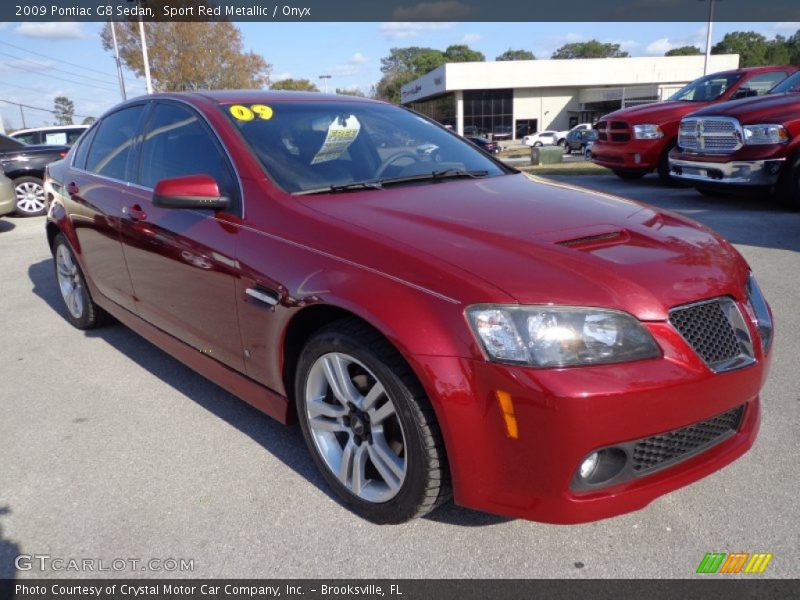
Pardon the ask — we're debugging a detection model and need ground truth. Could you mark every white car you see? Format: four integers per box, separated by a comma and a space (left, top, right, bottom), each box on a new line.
522, 131, 560, 147
10, 125, 88, 147
569, 123, 594, 132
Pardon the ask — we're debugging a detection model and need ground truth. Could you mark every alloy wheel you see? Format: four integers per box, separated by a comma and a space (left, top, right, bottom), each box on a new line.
304, 352, 407, 503
55, 244, 84, 319
15, 181, 45, 214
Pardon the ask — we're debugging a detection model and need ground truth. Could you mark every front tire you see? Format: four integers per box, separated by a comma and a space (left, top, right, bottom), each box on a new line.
295, 318, 450, 524
613, 169, 647, 180
14, 176, 46, 216
775, 153, 800, 211
52, 233, 108, 329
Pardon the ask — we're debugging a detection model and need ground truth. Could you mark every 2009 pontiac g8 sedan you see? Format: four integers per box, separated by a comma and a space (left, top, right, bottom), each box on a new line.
44, 92, 773, 524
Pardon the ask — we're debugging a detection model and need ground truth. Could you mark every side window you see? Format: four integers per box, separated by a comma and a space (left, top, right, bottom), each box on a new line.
85, 105, 146, 181
72, 126, 98, 170
67, 130, 85, 145
14, 133, 36, 145
740, 72, 789, 96
137, 102, 236, 202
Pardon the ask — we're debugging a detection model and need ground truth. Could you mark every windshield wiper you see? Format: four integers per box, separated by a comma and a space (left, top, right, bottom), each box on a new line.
294, 181, 383, 196
379, 169, 490, 186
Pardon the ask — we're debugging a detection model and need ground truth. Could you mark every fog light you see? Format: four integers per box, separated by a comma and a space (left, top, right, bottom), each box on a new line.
579, 452, 599, 479
634, 153, 642, 164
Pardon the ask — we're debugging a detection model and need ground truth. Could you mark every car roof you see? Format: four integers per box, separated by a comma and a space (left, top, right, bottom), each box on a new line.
157, 90, 383, 106
11, 125, 89, 135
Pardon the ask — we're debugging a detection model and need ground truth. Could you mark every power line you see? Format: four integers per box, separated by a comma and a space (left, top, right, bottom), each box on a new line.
0, 49, 120, 87
0, 98, 94, 120
0, 39, 147, 93
0, 63, 120, 93
0, 80, 114, 106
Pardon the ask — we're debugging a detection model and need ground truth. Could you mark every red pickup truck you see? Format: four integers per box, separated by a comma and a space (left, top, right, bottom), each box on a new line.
669, 69, 800, 209
591, 66, 797, 183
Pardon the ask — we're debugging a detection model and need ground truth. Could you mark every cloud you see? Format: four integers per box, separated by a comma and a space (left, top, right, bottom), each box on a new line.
330, 53, 370, 77
460, 33, 482, 44
392, 1, 475, 20
773, 22, 800, 34
379, 22, 455, 41
643, 27, 707, 56
271, 71, 293, 81
645, 38, 673, 55
617, 40, 640, 53
14, 22, 89, 39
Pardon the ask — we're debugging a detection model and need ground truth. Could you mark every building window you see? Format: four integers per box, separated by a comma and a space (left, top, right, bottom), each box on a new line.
463, 89, 513, 139
407, 93, 456, 129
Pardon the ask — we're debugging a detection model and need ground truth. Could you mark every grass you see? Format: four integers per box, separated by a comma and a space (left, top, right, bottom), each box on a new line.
515, 161, 611, 176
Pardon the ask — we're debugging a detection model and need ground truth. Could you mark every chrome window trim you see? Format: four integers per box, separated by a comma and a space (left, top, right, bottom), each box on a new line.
669, 296, 756, 373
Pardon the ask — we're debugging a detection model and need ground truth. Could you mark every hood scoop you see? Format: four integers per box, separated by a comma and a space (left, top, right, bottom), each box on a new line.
555, 229, 630, 250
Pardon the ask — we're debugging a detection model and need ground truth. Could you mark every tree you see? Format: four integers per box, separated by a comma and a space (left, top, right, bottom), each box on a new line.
765, 36, 791, 65
81, 116, 96, 125
552, 40, 629, 59
53, 96, 74, 125
712, 31, 768, 67
100, 20, 270, 91
270, 78, 319, 92
496, 49, 535, 61
336, 87, 365, 97
665, 46, 702, 56
443, 44, 484, 63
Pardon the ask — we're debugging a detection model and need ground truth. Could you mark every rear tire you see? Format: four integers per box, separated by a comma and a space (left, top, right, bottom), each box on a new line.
13, 176, 46, 216
612, 169, 647, 180
52, 233, 109, 329
295, 317, 451, 524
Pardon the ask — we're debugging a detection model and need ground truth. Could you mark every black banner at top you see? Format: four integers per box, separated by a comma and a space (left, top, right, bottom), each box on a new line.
3, 0, 800, 22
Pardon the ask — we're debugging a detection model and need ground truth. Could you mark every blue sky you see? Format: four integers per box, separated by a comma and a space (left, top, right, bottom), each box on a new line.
0, 21, 798, 129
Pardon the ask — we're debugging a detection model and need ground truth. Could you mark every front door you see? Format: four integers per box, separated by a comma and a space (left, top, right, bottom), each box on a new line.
118, 101, 245, 372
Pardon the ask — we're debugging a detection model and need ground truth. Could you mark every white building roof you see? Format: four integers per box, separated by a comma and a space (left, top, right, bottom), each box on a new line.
401, 54, 740, 103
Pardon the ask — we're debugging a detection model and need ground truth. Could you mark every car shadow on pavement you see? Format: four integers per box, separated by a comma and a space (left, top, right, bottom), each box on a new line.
0, 220, 15, 233
0, 506, 20, 590
28, 259, 510, 527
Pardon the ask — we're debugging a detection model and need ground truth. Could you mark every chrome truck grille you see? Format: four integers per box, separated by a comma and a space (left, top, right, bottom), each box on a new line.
678, 117, 743, 154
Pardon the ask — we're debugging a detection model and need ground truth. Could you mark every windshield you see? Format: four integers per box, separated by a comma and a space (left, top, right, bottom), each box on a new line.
668, 73, 742, 102
770, 71, 800, 94
224, 101, 506, 194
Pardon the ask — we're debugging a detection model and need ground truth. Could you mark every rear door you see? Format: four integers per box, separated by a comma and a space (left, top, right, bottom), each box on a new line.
119, 100, 244, 371
65, 104, 148, 313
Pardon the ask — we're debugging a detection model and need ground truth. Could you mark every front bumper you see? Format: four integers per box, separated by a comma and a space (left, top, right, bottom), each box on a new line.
0, 179, 15, 217
412, 321, 769, 524
669, 157, 785, 186
590, 139, 664, 171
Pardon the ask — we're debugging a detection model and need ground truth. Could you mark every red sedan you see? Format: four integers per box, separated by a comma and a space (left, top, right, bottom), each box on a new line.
45, 92, 773, 524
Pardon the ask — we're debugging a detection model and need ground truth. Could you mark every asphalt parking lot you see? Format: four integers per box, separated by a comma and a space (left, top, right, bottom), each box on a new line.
0, 174, 798, 579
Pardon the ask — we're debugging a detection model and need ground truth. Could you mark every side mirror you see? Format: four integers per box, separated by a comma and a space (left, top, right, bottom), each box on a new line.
152, 174, 229, 210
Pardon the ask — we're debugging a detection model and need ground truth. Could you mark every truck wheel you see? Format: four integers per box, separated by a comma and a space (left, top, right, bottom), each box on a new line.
657, 140, 679, 186
295, 317, 451, 523
695, 186, 728, 197
612, 170, 646, 180
775, 154, 800, 211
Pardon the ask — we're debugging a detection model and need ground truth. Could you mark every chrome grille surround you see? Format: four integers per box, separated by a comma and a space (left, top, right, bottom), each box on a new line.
669, 297, 755, 373
678, 116, 743, 155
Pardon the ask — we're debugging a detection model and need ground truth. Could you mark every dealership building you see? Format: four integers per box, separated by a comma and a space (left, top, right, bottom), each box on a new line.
400, 54, 740, 139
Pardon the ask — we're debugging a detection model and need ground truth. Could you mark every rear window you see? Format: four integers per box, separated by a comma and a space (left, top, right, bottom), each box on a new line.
85, 106, 145, 181
770, 71, 800, 94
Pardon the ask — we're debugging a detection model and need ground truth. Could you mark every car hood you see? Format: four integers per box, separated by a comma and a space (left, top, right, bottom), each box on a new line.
686, 92, 800, 124
600, 101, 710, 123
300, 174, 748, 320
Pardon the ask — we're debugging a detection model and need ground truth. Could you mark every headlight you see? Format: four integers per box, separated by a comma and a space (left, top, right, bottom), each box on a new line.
742, 124, 789, 145
633, 124, 664, 140
745, 274, 773, 353
466, 305, 661, 367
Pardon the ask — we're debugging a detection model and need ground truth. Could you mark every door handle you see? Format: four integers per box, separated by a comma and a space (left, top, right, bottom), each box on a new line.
66, 182, 79, 196
122, 204, 148, 222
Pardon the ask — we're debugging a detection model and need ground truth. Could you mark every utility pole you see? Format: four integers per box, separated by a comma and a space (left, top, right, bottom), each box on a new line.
319, 75, 331, 94
110, 17, 127, 100
19, 105, 26, 128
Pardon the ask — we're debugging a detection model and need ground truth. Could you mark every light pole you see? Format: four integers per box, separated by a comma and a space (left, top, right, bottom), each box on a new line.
109, 16, 127, 100
700, 0, 717, 75
319, 75, 332, 93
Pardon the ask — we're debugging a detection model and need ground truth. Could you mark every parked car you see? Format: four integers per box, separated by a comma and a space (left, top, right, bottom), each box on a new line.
466, 136, 500, 154
591, 66, 796, 183
491, 125, 513, 140
565, 129, 598, 154
46, 92, 772, 525
569, 123, 594, 132
0, 134, 69, 216
584, 139, 596, 161
463, 125, 481, 137
0, 172, 15, 218
10, 125, 89, 147
522, 130, 559, 147
669, 70, 800, 209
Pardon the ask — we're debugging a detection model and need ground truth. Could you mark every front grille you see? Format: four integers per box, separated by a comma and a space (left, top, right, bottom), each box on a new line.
611, 132, 631, 142
669, 298, 755, 372
609, 121, 629, 130
678, 117, 742, 154
632, 405, 744, 473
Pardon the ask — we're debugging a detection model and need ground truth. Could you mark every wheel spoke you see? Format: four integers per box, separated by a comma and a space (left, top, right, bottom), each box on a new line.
361, 381, 385, 412
351, 444, 368, 495
307, 396, 348, 419
369, 399, 396, 425
367, 442, 402, 492
321, 354, 360, 407
308, 416, 348, 433
338, 438, 356, 486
